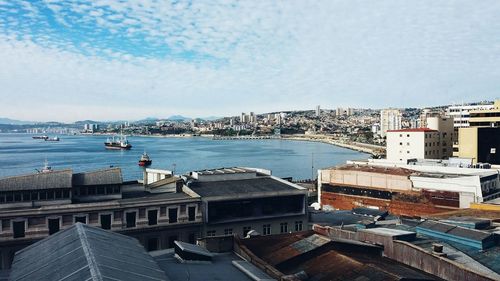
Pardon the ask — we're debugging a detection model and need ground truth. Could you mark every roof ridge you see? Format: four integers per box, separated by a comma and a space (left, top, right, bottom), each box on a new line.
0, 169, 73, 180
77, 223, 103, 281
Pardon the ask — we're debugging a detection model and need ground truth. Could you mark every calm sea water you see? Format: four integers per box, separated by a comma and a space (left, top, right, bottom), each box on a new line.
0, 134, 368, 181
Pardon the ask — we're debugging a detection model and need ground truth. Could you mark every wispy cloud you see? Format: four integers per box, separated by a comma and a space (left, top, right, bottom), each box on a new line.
0, 0, 499, 122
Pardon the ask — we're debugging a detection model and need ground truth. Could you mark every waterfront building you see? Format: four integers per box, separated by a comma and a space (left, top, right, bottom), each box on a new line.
182, 167, 308, 238
0, 168, 203, 269
379, 109, 402, 138
318, 160, 500, 216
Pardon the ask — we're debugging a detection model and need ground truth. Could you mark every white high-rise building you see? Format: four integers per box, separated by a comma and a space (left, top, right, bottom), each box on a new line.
380, 109, 402, 138
447, 103, 494, 128
315, 105, 321, 117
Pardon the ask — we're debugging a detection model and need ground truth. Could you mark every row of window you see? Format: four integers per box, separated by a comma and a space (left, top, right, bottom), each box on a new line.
73, 185, 120, 196
4, 205, 198, 239
206, 221, 303, 237
0, 189, 71, 203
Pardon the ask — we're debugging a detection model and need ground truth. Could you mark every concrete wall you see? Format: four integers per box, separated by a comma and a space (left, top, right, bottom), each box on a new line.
459, 127, 478, 162
326, 169, 413, 192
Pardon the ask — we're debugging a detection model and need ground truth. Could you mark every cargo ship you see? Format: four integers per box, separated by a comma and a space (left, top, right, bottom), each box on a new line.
104, 135, 132, 150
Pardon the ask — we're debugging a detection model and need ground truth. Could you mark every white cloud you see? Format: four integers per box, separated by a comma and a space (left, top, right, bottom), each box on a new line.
0, 0, 499, 122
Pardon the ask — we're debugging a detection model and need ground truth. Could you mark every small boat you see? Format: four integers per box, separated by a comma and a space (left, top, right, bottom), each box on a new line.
138, 152, 152, 166
33, 135, 49, 140
45, 136, 60, 141
105, 134, 132, 150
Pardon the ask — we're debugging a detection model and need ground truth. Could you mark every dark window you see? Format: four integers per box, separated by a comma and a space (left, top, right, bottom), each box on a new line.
22, 192, 30, 201
31, 192, 38, 200
168, 235, 178, 248
80, 187, 88, 196
63, 190, 70, 198
97, 187, 105, 195
207, 230, 216, 237
48, 218, 60, 235
295, 221, 303, 232
13, 221, 25, 238
168, 208, 178, 223
188, 206, 196, 221
280, 223, 288, 233
75, 216, 87, 224
263, 224, 271, 235
5, 193, 13, 202
100, 214, 111, 230
243, 226, 252, 237
14, 193, 21, 202
148, 210, 158, 226
113, 186, 120, 194
106, 186, 113, 194
47, 191, 54, 199
147, 237, 159, 251
55, 190, 62, 199
126, 212, 136, 228
88, 187, 96, 195
188, 233, 196, 244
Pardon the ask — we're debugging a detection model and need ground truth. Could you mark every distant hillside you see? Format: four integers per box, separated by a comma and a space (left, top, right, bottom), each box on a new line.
167, 115, 191, 121
0, 118, 35, 125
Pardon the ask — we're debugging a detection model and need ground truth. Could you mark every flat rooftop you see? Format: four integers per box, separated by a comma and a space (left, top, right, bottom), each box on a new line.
187, 176, 304, 198
153, 250, 256, 281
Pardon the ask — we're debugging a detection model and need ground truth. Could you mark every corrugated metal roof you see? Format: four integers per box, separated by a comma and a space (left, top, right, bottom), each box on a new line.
10, 223, 169, 281
0, 169, 72, 191
418, 221, 492, 241
72, 168, 123, 186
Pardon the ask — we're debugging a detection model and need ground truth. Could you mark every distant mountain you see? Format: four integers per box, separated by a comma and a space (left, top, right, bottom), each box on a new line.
0, 118, 36, 125
167, 115, 191, 121
199, 116, 223, 121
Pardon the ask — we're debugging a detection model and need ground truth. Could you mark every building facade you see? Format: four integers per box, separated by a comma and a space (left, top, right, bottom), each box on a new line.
380, 109, 402, 138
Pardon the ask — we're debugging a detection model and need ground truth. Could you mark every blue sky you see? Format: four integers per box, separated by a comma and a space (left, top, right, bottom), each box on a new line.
0, 0, 499, 122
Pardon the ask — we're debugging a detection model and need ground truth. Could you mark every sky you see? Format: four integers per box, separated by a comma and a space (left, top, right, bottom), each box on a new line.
0, 1, 499, 122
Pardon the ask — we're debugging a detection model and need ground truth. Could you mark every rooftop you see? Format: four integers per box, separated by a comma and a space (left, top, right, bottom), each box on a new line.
0, 169, 73, 191
72, 167, 123, 186
240, 231, 438, 281
387, 128, 438, 133
334, 164, 419, 176
187, 176, 304, 198
10, 223, 168, 281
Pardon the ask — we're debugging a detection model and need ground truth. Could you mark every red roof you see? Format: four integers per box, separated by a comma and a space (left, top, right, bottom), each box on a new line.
387, 128, 437, 133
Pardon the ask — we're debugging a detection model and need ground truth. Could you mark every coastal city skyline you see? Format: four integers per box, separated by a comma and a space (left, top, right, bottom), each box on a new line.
1, 1, 500, 122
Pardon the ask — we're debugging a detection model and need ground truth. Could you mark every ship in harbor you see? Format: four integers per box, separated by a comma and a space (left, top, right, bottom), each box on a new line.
32, 135, 48, 140
138, 152, 152, 166
104, 135, 132, 150
45, 136, 60, 142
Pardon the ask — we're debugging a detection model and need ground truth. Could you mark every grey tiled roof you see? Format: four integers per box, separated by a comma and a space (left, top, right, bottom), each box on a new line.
73, 168, 123, 186
0, 170, 72, 191
10, 223, 169, 281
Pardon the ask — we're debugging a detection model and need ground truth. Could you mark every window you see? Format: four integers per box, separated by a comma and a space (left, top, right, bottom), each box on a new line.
126, 212, 136, 228
168, 235, 178, 248
147, 237, 159, 251
243, 226, 252, 237
13, 221, 25, 238
55, 190, 62, 199
188, 233, 196, 244
224, 228, 233, 236
207, 230, 216, 237
88, 187, 96, 195
148, 210, 158, 226
48, 218, 60, 235
74, 215, 87, 224
100, 214, 111, 230
168, 208, 178, 223
263, 224, 271, 235
97, 187, 105, 195
295, 221, 303, 232
188, 206, 196, 221
280, 223, 288, 233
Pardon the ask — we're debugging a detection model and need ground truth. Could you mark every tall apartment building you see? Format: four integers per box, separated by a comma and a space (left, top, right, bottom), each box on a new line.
336, 107, 354, 116
379, 109, 402, 138
447, 103, 494, 128
457, 100, 500, 164
315, 105, 321, 117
